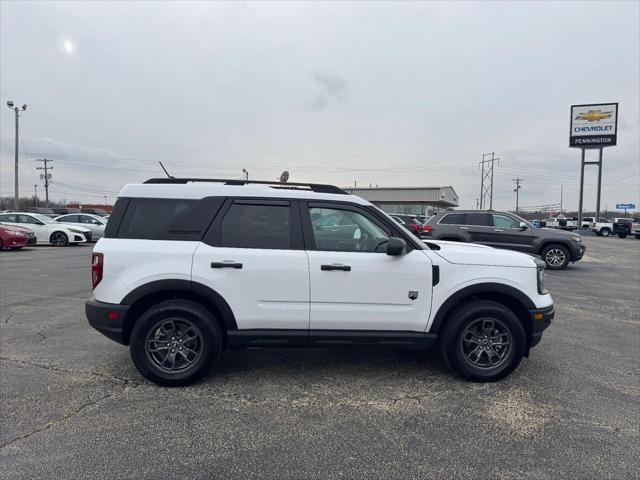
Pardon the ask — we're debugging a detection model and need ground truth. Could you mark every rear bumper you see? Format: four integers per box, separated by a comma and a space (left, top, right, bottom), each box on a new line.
528, 305, 554, 349
86, 298, 129, 345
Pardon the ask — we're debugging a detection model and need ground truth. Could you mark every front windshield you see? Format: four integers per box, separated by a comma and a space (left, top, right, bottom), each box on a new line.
32, 214, 55, 224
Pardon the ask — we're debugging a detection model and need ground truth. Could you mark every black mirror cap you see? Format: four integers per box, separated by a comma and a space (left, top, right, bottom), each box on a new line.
386, 237, 407, 256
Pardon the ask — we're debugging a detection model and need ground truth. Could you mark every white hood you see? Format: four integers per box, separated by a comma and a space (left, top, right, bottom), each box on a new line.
424, 240, 537, 268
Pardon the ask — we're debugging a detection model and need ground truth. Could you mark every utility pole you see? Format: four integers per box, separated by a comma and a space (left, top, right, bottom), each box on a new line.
513, 178, 523, 212
34, 184, 38, 207
6, 101, 27, 210
36, 158, 53, 207
560, 185, 563, 213
479, 152, 499, 210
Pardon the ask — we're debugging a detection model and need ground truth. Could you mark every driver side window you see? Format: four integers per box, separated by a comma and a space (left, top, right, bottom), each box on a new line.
309, 207, 389, 252
492, 215, 520, 228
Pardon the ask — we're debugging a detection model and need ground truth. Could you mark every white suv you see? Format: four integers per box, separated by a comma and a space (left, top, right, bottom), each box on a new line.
86, 178, 554, 386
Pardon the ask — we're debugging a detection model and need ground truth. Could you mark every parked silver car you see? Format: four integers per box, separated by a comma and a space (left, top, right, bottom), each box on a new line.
54, 213, 107, 241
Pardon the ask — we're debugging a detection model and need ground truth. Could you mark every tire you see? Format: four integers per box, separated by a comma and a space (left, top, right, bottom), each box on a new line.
50, 231, 69, 247
541, 244, 570, 270
635, 235, 640, 240
130, 299, 222, 387
600, 228, 611, 237
10, 247, 23, 250
617, 234, 627, 239
440, 300, 525, 382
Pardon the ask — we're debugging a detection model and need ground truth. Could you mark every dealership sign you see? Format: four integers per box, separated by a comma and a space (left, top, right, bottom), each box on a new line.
616, 203, 635, 210
570, 103, 618, 148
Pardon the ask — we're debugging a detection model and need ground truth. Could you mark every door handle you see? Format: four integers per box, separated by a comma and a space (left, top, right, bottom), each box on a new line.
211, 261, 243, 269
459, 226, 469, 230
494, 229, 504, 232
321, 264, 351, 271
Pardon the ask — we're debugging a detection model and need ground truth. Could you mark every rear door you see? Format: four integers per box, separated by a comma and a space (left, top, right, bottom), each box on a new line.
487, 214, 535, 252
304, 202, 432, 332
192, 199, 310, 330
458, 213, 493, 244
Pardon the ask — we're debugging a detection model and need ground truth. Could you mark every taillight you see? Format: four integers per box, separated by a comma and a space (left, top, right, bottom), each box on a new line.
408, 223, 419, 230
423, 225, 431, 232
92, 252, 104, 289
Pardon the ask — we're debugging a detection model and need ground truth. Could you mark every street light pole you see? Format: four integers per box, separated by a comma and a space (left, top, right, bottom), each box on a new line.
34, 184, 38, 207
6, 101, 27, 210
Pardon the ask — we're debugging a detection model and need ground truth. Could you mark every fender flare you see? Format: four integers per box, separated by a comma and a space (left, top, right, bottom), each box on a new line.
429, 282, 536, 333
121, 279, 238, 330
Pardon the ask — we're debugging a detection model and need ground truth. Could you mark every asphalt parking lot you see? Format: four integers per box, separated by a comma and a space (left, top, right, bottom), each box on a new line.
1, 236, 639, 479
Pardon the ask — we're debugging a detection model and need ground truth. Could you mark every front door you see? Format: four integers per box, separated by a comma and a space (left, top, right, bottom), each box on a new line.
304, 203, 433, 332
191, 199, 310, 330
487, 213, 535, 253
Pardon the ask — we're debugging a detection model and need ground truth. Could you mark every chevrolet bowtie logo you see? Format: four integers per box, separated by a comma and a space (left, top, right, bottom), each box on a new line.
575, 110, 613, 122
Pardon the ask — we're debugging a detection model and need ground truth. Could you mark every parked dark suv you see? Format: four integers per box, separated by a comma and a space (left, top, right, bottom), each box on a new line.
425, 210, 586, 269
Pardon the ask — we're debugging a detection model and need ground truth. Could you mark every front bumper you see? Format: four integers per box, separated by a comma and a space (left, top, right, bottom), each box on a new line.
528, 305, 554, 350
572, 243, 586, 261
86, 298, 130, 345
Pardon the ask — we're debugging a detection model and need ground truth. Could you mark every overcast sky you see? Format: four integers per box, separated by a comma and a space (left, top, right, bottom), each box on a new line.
1, 0, 639, 211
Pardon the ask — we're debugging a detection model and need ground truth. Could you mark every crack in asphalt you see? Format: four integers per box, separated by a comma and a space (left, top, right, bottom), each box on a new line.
0, 357, 142, 389
0, 393, 116, 449
3, 313, 13, 324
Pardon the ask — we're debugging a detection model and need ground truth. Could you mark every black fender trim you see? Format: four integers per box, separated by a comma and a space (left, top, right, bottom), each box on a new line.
121, 279, 238, 330
428, 282, 536, 334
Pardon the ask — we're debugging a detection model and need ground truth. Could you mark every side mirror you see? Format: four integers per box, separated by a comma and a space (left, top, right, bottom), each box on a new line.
519, 222, 528, 230
386, 237, 407, 256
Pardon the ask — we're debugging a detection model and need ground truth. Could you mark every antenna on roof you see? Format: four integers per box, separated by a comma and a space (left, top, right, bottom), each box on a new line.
279, 171, 290, 183
159, 162, 173, 178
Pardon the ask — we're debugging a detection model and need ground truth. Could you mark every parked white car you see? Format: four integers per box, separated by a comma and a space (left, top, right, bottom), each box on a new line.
55, 213, 107, 241
87, 178, 554, 386
0, 212, 90, 246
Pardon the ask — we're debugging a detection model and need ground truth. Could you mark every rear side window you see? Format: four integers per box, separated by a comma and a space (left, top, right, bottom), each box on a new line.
439, 213, 465, 225
220, 202, 291, 249
465, 213, 489, 226
110, 197, 223, 241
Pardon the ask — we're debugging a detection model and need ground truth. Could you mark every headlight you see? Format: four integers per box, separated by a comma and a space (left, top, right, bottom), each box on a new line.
7, 229, 26, 236
537, 267, 548, 295
571, 235, 582, 242
68, 228, 85, 234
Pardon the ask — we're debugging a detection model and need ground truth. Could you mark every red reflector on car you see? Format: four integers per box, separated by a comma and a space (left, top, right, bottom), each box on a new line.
108, 311, 120, 320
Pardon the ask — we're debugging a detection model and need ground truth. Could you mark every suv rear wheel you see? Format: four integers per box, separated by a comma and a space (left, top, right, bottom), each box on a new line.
130, 300, 222, 386
541, 244, 570, 270
440, 300, 525, 382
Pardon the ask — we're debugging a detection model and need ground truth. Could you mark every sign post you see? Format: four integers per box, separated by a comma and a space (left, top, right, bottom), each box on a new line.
570, 103, 618, 228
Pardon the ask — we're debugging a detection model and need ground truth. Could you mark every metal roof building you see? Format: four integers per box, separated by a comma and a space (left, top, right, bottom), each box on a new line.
344, 186, 459, 214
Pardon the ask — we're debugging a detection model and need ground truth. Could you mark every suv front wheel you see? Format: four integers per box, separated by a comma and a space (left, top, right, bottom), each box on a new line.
130, 300, 222, 386
541, 244, 570, 270
440, 300, 525, 382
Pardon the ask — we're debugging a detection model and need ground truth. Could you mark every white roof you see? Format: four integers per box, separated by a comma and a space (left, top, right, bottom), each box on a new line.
119, 182, 371, 206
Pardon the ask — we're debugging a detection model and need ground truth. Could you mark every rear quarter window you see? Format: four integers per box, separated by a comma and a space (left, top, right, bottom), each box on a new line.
438, 213, 466, 225
106, 197, 223, 241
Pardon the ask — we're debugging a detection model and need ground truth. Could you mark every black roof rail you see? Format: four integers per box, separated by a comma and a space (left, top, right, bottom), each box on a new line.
143, 178, 347, 195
